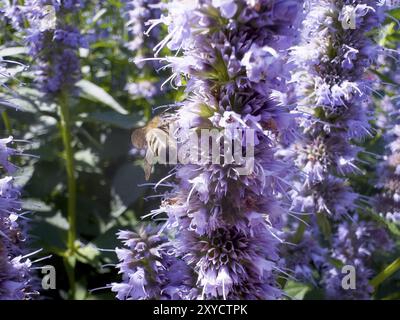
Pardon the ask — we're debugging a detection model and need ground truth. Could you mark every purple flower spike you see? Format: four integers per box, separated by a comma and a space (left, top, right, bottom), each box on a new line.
114, 0, 304, 300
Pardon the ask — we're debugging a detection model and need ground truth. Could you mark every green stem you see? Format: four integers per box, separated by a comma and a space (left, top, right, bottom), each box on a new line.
2, 111, 12, 135
145, 103, 152, 121
370, 257, 400, 290
59, 94, 77, 297
291, 217, 308, 244
63, 256, 76, 299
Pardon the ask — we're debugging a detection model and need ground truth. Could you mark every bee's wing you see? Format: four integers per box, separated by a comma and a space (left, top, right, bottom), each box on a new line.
146, 128, 170, 155
133, 116, 175, 180
131, 127, 147, 149
144, 149, 155, 181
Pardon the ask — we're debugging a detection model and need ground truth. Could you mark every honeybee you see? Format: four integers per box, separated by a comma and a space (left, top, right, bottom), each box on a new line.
131, 115, 176, 180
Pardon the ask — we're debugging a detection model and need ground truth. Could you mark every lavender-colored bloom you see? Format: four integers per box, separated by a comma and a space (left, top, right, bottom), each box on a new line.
373, 32, 400, 224
212, 0, 237, 19
292, 176, 358, 218
0, 137, 36, 299
282, 228, 328, 284
1, 0, 25, 30
113, 0, 304, 300
123, 0, 160, 55
291, 0, 386, 218
111, 225, 195, 300
375, 94, 400, 225
0, 51, 37, 300
241, 45, 288, 92
324, 218, 393, 300
122, 1, 162, 100
10, 0, 85, 94
125, 80, 157, 100
286, 0, 393, 299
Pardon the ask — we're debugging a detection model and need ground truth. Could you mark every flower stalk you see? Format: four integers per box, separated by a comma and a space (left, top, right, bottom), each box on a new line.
59, 92, 77, 297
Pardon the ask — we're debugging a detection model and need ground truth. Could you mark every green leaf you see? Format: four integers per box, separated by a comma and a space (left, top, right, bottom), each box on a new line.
75, 243, 100, 267
91, 40, 119, 49
387, 222, 400, 237
22, 198, 52, 212
101, 128, 131, 161
74, 282, 90, 301
112, 163, 146, 207
370, 69, 398, 86
388, 8, 400, 20
284, 281, 311, 300
13, 166, 35, 188
76, 79, 128, 114
92, 8, 108, 24
316, 212, 332, 240
373, 210, 400, 237
45, 212, 69, 230
82, 111, 145, 129
75, 149, 99, 167
2, 97, 37, 113
329, 257, 345, 269
92, 226, 121, 253
31, 216, 68, 254
0, 46, 28, 57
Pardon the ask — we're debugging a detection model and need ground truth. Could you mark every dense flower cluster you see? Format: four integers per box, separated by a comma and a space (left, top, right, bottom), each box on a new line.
111, 225, 195, 300
375, 95, 400, 225
323, 218, 392, 299
374, 33, 400, 225
123, 0, 160, 101
0, 152, 33, 299
113, 0, 304, 299
0, 56, 36, 300
3, 0, 86, 94
288, 0, 396, 299
123, 0, 160, 56
1, 0, 24, 31
282, 227, 327, 284
0, 108, 34, 299
290, 0, 387, 220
